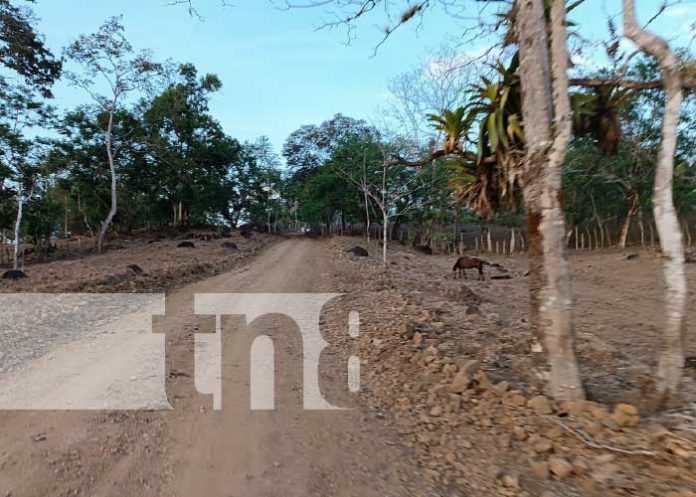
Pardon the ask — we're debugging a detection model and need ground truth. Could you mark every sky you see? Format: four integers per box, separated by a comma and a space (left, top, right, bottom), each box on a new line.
30, 0, 695, 154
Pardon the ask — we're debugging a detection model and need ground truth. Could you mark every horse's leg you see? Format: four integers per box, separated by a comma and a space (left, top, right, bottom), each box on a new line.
479, 266, 484, 280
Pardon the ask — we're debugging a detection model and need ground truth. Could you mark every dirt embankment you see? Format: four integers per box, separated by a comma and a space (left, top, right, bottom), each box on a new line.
328, 238, 695, 497
0, 232, 280, 293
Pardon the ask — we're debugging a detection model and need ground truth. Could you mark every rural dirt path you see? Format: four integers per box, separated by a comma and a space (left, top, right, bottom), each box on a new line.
0, 239, 439, 497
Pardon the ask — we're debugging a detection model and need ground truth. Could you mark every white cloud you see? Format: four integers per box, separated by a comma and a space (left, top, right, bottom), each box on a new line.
664, 5, 696, 18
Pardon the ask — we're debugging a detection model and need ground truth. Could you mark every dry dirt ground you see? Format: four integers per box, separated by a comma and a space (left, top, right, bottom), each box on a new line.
330, 237, 696, 496
0, 231, 276, 293
0, 236, 694, 497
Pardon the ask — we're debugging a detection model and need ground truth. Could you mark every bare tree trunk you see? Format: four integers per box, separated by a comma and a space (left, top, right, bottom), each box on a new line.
382, 210, 388, 266
97, 109, 117, 254
649, 219, 655, 247
517, 0, 584, 400
605, 223, 613, 248
364, 190, 371, 247
624, 0, 686, 399
639, 210, 646, 248
574, 225, 579, 250
619, 193, 639, 249
13, 185, 23, 271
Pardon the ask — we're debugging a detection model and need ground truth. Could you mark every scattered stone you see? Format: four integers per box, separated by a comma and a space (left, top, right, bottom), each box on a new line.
559, 399, 591, 416
513, 426, 527, 441
612, 403, 639, 427
590, 463, 620, 484
625, 253, 639, 260
2, 269, 27, 280
127, 264, 143, 275
429, 406, 443, 417
448, 360, 479, 393
458, 359, 480, 377
500, 470, 520, 489
31, 433, 46, 443
528, 395, 553, 415
493, 380, 510, 393
221, 241, 238, 250
346, 246, 369, 257
412, 332, 423, 347
588, 404, 611, 422
573, 459, 589, 476
545, 426, 563, 440
530, 460, 550, 479
531, 437, 554, 454
548, 456, 573, 478
449, 374, 471, 394
177, 241, 196, 248
465, 305, 480, 315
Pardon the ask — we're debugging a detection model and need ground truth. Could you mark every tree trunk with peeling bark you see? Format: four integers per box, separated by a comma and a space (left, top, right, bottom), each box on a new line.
517, 0, 584, 400
624, 0, 686, 400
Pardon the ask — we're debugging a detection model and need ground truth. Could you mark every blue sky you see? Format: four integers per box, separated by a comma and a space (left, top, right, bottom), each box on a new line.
31, 0, 694, 153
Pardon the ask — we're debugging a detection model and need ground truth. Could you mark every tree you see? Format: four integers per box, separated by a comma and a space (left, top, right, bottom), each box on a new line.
514, 0, 583, 400
142, 63, 241, 227
623, 0, 686, 400
251, 136, 282, 233
333, 134, 445, 264
65, 17, 158, 253
0, 80, 53, 270
283, 114, 378, 178
0, 0, 62, 96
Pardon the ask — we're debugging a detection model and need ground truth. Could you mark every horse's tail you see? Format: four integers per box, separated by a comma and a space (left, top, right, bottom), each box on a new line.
452, 260, 459, 271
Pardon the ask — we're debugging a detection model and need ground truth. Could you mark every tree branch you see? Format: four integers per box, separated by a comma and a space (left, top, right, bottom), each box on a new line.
569, 75, 696, 90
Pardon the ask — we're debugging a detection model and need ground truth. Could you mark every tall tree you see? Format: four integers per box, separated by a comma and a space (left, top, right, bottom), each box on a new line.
623, 0, 686, 400
142, 63, 239, 227
0, 81, 53, 270
65, 16, 158, 253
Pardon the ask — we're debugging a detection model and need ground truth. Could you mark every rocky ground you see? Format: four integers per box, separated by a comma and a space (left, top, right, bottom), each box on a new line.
0, 234, 694, 497
0, 231, 279, 293
325, 237, 695, 497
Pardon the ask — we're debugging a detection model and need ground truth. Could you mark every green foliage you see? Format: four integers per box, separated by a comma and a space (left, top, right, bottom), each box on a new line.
0, 0, 62, 96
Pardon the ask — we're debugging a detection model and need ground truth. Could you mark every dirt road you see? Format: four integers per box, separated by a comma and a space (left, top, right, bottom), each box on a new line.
0, 239, 438, 497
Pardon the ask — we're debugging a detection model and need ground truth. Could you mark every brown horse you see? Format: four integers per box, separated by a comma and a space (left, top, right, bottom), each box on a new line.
452, 256, 504, 280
